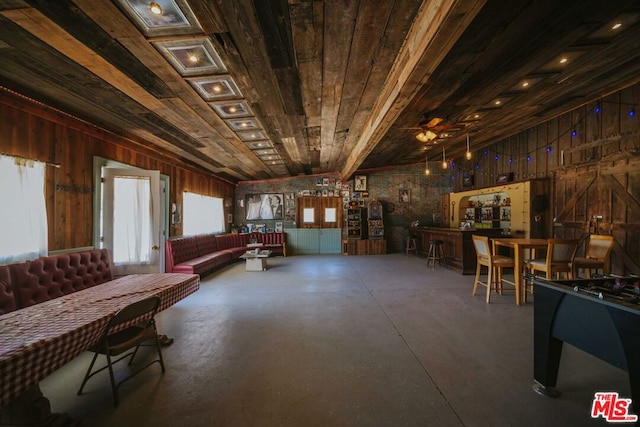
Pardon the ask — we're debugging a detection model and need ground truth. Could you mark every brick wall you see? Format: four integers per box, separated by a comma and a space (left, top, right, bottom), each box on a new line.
235, 165, 452, 252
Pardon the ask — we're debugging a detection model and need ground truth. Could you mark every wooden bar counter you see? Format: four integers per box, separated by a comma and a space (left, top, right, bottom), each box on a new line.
408, 227, 504, 274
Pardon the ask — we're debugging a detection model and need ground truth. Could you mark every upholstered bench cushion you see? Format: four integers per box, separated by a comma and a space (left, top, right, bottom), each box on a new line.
258, 232, 287, 256
3, 249, 113, 310
172, 251, 232, 275
169, 237, 199, 264
195, 234, 218, 257
0, 279, 16, 315
15, 250, 112, 309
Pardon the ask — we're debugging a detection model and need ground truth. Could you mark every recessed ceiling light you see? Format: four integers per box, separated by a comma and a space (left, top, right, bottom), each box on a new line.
188, 54, 198, 63
474, 114, 480, 118
212, 85, 222, 92
495, 100, 501, 105
228, 106, 237, 113
612, 22, 623, 30
149, 2, 163, 15
522, 81, 529, 88
559, 57, 568, 64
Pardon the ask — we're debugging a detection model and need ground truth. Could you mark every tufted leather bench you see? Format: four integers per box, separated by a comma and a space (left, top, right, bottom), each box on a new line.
0, 249, 112, 315
165, 232, 287, 275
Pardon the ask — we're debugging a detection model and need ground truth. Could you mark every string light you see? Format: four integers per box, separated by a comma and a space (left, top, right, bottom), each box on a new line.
465, 134, 472, 160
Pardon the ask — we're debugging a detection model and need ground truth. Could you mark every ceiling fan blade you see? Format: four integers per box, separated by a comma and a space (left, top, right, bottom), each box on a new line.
425, 117, 444, 128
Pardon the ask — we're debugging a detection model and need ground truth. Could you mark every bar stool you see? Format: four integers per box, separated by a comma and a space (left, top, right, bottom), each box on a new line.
427, 239, 447, 269
405, 235, 418, 256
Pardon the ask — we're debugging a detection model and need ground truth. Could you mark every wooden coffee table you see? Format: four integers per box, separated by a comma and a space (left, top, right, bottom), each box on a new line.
240, 250, 272, 271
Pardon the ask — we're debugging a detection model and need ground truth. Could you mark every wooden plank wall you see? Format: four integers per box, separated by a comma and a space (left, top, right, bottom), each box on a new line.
0, 89, 235, 251
453, 83, 640, 274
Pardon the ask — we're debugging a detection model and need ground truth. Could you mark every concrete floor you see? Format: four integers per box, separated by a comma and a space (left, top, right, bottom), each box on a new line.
40, 254, 630, 426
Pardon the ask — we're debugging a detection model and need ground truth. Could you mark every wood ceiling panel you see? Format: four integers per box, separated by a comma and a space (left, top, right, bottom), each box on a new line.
1, 0, 640, 181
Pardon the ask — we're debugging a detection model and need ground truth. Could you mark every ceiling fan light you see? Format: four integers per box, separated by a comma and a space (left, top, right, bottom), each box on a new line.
416, 130, 437, 142
425, 130, 437, 140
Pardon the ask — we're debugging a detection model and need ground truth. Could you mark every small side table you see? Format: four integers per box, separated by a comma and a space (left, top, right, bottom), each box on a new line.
240, 250, 272, 271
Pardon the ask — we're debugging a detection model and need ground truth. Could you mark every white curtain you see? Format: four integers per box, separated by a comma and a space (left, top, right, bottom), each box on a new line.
0, 155, 47, 263
183, 192, 225, 235
113, 176, 152, 265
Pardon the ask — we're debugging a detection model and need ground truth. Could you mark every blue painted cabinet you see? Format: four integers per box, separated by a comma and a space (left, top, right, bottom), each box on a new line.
285, 228, 341, 254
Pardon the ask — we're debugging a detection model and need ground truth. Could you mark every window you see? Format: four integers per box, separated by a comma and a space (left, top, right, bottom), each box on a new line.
112, 175, 152, 265
325, 208, 337, 223
183, 192, 224, 235
0, 155, 47, 263
303, 208, 315, 223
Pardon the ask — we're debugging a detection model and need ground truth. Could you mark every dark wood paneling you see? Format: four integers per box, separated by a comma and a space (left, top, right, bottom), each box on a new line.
0, 91, 234, 251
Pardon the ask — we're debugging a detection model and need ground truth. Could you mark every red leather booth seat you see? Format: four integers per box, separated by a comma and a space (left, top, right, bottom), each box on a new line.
0, 249, 113, 315
165, 232, 286, 275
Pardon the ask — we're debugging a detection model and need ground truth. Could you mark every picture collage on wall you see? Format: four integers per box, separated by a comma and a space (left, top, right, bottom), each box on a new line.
297, 176, 370, 210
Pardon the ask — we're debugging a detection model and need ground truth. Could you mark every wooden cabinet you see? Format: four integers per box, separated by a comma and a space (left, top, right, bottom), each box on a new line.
296, 196, 343, 229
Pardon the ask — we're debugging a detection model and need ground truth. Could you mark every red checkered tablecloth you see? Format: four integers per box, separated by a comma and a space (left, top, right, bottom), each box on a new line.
0, 273, 199, 407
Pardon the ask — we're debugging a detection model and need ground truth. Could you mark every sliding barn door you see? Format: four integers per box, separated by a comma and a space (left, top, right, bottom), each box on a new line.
552, 160, 640, 275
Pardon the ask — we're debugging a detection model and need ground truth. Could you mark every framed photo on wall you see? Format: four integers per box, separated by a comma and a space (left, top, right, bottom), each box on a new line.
399, 189, 410, 203
496, 172, 514, 184
463, 175, 474, 188
245, 193, 284, 220
354, 175, 368, 191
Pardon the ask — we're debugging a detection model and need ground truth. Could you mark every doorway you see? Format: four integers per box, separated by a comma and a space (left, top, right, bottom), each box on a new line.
94, 158, 168, 275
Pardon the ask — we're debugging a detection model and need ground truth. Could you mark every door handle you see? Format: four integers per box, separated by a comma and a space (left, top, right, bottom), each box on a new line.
151, 245, 159, 250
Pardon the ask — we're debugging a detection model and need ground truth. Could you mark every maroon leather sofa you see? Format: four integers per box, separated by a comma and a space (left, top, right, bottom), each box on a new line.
165, 232, 286, 275
0, 249, 112, 316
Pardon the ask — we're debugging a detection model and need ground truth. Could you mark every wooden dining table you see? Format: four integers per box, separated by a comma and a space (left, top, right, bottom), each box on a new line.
491, 238, 549, 305
0, 273, 199, 423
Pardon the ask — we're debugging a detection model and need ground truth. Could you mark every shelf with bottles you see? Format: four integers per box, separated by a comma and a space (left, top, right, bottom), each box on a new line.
459, 191, 511, 230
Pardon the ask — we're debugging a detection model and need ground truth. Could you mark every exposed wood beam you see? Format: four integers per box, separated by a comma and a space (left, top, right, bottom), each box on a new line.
340, 0, 486, 180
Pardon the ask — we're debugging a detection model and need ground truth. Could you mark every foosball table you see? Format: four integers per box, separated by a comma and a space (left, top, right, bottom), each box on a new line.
532, 275, 640, 411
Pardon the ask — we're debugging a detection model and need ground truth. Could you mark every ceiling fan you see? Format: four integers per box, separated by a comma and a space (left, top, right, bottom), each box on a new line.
404, 115, 466, 142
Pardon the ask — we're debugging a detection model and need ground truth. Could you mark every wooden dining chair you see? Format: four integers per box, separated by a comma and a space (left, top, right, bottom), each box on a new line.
77, 296, 165, 406
471, 235, 516, 303
524, 239, 579, 301
572, 234, 614, 278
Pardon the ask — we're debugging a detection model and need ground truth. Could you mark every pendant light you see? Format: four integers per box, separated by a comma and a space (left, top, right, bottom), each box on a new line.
442, 146, 448, 169
465, 134, 472, 160
425, 154, 430, 175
